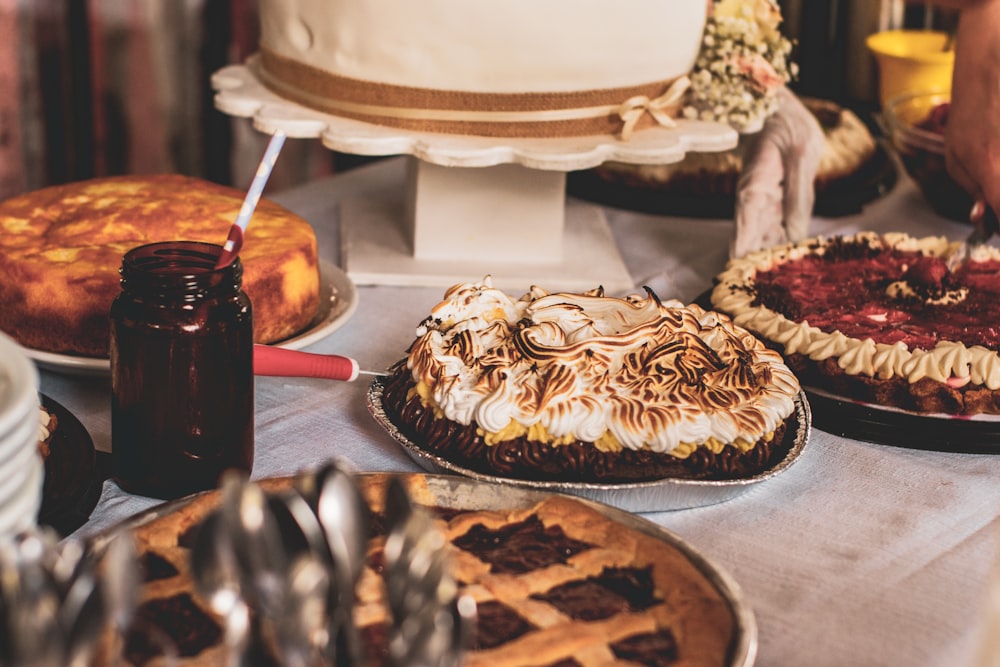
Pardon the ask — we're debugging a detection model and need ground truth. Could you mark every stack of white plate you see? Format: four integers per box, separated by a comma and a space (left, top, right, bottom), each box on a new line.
0, 331, 44, 538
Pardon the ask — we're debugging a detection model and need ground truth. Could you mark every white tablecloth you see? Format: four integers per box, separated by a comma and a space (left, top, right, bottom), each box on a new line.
41, 157, 1000, 667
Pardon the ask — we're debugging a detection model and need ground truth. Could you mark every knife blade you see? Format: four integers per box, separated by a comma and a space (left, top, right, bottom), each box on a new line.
254, 345, 388, 382
948, 200, 999, 269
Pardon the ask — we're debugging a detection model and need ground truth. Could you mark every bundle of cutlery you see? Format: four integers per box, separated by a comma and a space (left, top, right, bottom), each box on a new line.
190, 464, 475, 667
0, 526, 141, 667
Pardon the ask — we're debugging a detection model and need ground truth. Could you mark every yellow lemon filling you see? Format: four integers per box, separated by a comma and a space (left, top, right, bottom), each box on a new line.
477, 415, 772, 460
410, 380, 776, 460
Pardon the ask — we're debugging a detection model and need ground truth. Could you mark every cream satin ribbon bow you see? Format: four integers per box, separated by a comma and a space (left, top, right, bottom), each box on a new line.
616, 76, 692, 140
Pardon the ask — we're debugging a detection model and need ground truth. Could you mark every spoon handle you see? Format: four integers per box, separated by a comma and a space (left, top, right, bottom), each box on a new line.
254, 346, 368, 381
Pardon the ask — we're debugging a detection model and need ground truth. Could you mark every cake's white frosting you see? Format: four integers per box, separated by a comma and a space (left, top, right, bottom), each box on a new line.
258, 0, 707, 93
711, 232, 1000, 389
406, 278, 799, 457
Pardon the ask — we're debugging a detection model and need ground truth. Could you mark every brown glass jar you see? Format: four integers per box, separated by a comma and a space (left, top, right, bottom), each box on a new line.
110, 241, 254, 499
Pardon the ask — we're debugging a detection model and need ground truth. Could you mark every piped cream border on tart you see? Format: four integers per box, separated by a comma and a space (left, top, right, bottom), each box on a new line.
711, 232, 1000, 405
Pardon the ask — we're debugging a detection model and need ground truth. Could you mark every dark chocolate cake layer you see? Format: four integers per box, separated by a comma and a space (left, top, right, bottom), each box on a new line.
382, 366, 793, 483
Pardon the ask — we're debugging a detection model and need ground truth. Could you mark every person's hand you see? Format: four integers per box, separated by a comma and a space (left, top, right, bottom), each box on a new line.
732, 87, 825, 258
945, 0, 1000, 220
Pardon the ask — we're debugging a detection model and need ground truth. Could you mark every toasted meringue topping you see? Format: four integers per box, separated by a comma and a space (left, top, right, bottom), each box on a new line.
406, 277, 799, 456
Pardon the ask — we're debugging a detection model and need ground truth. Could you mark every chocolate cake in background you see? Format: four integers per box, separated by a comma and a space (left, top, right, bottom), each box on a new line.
572, 97, 890, 218
593, 97, 878, 196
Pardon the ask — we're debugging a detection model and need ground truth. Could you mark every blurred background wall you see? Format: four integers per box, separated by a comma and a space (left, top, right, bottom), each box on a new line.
0, 0, 339, 201
779, 0, 958, 107
0, 0, 964, 202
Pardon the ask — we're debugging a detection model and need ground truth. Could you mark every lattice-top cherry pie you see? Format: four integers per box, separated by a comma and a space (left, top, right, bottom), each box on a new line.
106, 474, 744, 666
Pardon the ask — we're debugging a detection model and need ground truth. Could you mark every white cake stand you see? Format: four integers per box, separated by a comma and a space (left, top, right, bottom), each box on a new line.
212, 58, 738, 292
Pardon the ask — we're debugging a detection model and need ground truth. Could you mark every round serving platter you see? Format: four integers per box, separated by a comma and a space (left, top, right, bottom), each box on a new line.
93, 471, 758, 667
24, 260, 357, 378
366, 377, 812, 514
805, 385, 1000, 453
213, 58, 738, 172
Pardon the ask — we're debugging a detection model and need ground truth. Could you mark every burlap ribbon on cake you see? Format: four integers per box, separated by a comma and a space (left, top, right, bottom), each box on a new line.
257, 48, 690, 139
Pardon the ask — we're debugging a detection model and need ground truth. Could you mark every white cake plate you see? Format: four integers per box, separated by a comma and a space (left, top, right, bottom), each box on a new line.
212, 58, 738, 292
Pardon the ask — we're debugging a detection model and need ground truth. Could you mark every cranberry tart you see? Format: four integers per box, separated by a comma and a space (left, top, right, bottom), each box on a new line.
711, 232, 1000, 415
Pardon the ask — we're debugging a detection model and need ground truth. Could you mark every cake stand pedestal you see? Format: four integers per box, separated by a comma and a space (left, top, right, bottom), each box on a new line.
212, 59, 738, 291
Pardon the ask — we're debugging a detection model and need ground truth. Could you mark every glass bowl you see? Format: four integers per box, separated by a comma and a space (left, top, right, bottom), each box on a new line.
882, 88, 972, 221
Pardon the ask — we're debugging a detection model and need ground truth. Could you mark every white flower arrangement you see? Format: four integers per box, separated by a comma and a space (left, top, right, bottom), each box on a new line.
683, 0, 797, 133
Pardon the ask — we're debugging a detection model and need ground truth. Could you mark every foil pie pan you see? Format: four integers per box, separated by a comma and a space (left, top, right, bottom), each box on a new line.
367, 377, 812, 513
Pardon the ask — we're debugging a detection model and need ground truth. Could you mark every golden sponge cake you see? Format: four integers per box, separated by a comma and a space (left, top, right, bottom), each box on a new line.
0, 174, 320, 357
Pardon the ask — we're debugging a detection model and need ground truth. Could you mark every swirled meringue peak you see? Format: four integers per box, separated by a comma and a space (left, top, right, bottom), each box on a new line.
405, 277, 800, 457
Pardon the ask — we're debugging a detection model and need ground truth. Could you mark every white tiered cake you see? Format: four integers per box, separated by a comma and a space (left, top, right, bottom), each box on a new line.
217, 1, 793, 289
256, 0, 708, 138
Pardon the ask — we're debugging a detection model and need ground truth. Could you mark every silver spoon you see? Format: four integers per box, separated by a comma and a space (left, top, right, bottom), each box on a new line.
382, 478, 475, 667
96, 532, 141, 667
308, 463, 370, 666
275, 552, 330, 667
100, 532, 140, 636
384, 507, 441, 666
190, 511, 251, 667
220, 472, 298, 666
219, 473, 289, 618
269, 489, 336, 661
314, 464, 369, 587
383, 479, 461, 667
0, 531, 64, 667
271, 489, 330, 563
60, 560, 104, 667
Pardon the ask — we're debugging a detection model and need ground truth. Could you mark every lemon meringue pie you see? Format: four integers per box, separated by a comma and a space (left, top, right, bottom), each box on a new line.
382, 278, 801, 482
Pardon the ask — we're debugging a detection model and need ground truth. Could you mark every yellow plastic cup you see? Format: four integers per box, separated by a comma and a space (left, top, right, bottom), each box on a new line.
866, 30, 954, 107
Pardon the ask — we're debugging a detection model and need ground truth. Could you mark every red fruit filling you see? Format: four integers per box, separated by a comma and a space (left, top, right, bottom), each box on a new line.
751, 239, 1000, 351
